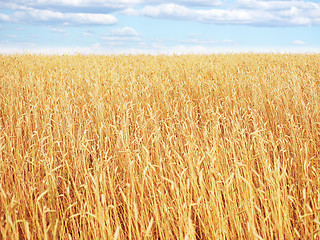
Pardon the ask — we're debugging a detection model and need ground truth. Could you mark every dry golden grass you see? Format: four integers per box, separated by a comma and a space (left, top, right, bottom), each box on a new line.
0, 53, 320, 239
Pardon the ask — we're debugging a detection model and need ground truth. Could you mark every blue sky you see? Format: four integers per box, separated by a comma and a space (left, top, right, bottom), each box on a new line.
0, 0, 319, 54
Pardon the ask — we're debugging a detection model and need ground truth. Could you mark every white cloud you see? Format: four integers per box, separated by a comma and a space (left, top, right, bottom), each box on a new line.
123, 4, 262, 24
33, 0, 143, 5
182, 38, 234, 45
183, 39, 218, 45
1, 0, 129, 11
159, 45, 237, 54
83, 30, 95, 36
0, 39, 38, 54
0, 13, 11, 22
51, 27, 66, 33
10, 9, 117, 25
146, 4, 191, 19
1, 0, 319, 27
123, 1, 320, 26
101, 27, 141, 47
101, 36, 135, 41
152, 42, 166, 49
171, 0, 222, 7
101, 35, 141, 44
1, 40, 318, 55
5, 34, 18, 38
292, 40, 306, 45
67, 12, 117, 25
236, 0, 319, 25
81, 43, 233, 55
0, 1, 118, 25
102, 27, 140, 41
0, 2, 34, 11
109, 27, 139, 36
1, 0, 222, 14
238, 0, 318, 11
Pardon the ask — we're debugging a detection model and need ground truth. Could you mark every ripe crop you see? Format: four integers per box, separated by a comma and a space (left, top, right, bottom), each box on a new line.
0, 53, 319, 239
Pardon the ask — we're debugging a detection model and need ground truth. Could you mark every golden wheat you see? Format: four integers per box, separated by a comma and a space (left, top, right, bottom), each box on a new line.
0, 53, 319, 239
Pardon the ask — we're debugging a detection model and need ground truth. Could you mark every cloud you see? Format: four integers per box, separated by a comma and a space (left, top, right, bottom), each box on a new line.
0, 1, 127, 13
182, 39, 234, 45
0, 13, 10, 22
237, 0, 318, 11
123, 1, 320, 26
0, 1, 118, 25
82, 42, 230, 55
2, 0, 319, 27
292, 40, 306, 46
9, 9, 117, 25
104, 27, 140, 39
83, 30, 95, 36
0, 39, 37, 54
51, 27, 66, 33
169, 0, 222, 7
236, 0, 319, 25
0, 2, 34, 11
159, 44, 236, 54
124, 4, 190, 20
109, 27, 139, 36
101, 26, 141, 46
5, 34, 18, 38
1, 0, 222, 14
123, 3, 261, 24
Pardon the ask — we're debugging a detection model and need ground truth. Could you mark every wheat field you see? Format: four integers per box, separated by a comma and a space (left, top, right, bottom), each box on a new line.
0, 53, 319, 239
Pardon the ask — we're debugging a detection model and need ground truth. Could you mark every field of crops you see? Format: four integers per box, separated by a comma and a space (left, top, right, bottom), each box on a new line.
0, 53, 320, 239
